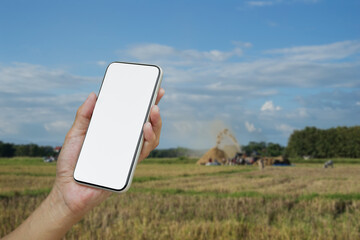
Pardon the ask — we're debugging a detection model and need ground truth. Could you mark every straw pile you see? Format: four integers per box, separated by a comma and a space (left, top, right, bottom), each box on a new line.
261, 156, 290, 166
196, 147, 227, 165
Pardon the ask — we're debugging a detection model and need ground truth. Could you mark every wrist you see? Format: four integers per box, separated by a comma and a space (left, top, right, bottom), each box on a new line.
37, 189, 79, 238
47, 184, 84, 227
4, 185, 82, 240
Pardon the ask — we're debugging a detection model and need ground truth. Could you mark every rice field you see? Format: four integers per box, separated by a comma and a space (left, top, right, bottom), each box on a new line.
1, 157, 360, 239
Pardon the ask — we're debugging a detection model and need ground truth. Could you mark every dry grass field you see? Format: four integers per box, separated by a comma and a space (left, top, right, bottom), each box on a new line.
1, 157, 360, 239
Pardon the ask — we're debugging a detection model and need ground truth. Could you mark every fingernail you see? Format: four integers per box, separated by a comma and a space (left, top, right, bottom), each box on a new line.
153, 105, 159, 112
145, 122, 152, 129
85, 92, 93, 102
85, 92, 96, 102
144, 122, 152, 137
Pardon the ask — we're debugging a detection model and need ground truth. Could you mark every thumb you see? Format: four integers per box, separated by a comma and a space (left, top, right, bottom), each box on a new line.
67, 92, 97, 138
57, 92, 97, 173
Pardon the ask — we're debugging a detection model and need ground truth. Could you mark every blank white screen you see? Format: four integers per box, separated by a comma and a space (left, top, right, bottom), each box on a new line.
74, 62, 160, 191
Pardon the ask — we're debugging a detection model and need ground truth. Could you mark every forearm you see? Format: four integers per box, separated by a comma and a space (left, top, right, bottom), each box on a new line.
4, 187, 82, 240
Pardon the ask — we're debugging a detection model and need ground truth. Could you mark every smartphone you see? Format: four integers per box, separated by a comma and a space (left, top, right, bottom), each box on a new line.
73, 62, 163, 192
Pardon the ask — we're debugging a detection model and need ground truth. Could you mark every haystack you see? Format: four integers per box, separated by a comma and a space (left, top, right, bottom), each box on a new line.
197, 128, 241, 165
261, 157, 275, 166
260, 156, 291, 166
197, 147, 227, 165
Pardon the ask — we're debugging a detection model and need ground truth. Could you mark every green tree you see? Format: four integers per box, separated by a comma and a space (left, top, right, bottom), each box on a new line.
266, 143, 284, 157
243, 141, 266, 156
285, 125, 360, 158
0, 141, 16, 157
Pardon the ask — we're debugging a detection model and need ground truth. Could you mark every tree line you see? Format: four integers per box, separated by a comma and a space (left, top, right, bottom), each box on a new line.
242, 141, 284, 157
285, 126, 360, 158
0, 141, 55, 157
0, 141, 285, 158
2, 125, 358, 158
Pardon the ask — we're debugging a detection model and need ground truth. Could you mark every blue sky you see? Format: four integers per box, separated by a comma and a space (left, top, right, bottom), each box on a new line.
0, 0, 359, 149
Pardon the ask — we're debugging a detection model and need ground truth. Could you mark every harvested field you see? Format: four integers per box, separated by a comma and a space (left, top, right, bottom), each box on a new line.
1, 157, 360, 239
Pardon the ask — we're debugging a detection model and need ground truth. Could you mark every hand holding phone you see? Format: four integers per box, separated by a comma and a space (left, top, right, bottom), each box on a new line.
3, 82, 164, 239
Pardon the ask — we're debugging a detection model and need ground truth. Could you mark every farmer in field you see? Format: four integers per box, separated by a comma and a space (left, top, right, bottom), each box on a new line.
324, 160, 334, 168
3, 88, 165, 240
258, 158, 265, 170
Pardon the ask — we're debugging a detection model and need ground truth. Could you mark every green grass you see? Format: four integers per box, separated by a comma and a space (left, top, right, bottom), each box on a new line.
324, 193, 360, 200
290, 157, 360, 164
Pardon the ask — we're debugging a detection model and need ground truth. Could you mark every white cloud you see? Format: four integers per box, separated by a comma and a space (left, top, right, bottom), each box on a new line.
44, 120, 72, 133
298, 108, 309, 118
247, 1, 274, 7
246, 0, 320, 7
286, 107, 309, 119
221, 60, 360, 88
245, 121, 262, 133
0, 63, 99, 145
233, 41, 253, 48
123, 43, 243, 64
164, 92, 212, 102
96, 61, 107, 66
206, 82, 254, 92
124, 43, 176, 60
275, 124, 295, 135
261, 101, 281, 111
266, 40, 360, 61
253, 89, 279, 96
120, 40, 360, 146
121, 41, 360, 89
0, 115, 19, 135
356, 101, 360, 106
0, 62, 97, 94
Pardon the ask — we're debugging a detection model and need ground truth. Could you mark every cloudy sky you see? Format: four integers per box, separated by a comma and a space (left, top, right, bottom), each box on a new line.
0, 0, 359, 148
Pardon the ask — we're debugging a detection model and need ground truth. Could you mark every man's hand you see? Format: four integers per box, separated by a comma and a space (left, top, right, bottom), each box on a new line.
55, 87, 165, 217
4, 88, 165, 240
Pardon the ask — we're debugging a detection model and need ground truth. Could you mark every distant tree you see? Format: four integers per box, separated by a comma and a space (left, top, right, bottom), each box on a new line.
28, 144, 40, 157
15, 144, 30, 156
39, 146, 55, 156
285, 125, 360, 158
266, 143, 284, 156
243, 141, 267, 156
241, 141, 285, 157
0, 141, 16, 157
0, 141, 56, 157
